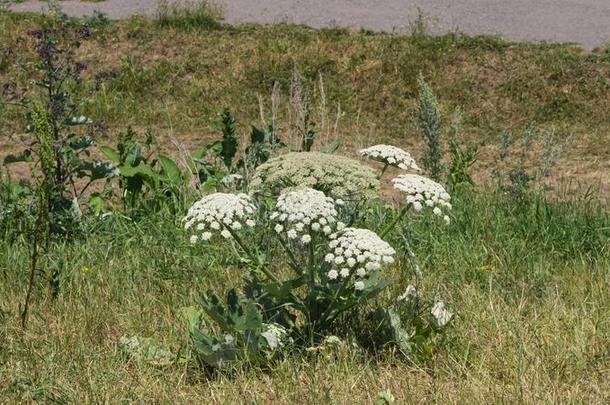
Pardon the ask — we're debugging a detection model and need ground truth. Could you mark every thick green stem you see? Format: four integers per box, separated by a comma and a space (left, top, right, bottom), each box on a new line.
307, 232, 315, 286
227, 226, 280, 284
377, 163, 389, 180
319, 269, 356, 327
380, 206, 408, 239
228, 226, 306, 310
277, 236, 302, 275
402, 236, 423, 283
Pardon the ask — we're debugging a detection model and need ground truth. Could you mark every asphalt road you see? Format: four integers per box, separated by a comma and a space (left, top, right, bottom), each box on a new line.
9, 0, 610, 49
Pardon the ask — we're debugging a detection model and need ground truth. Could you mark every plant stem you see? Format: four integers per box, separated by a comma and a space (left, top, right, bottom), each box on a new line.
319, 269, 356, 327
377, 163, 389, 180
380, 206, 407, 239
307, 232, 315, 286
402, 234, 423, 283
226, 226, 280, 284
276, 236, 302, 275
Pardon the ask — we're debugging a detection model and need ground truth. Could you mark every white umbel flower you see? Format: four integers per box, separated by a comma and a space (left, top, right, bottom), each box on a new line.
271, 188, 340, 242
392, 174, 451, 222
431, 301, 453, 327
183, 193, 256, 242
360, 144, 420, 171
326, 228, 395, 283
261, 323, 289, 351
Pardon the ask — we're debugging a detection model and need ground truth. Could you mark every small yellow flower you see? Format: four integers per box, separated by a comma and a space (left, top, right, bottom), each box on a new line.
479, 264, 493, 273
81, 266, 90, 274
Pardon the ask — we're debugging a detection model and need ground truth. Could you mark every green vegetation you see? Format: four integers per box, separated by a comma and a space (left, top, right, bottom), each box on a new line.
1, 7, 610, 403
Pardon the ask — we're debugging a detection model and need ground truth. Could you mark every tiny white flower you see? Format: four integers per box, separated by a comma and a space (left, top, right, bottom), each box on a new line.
327, 269, 339, 280
354, 281, 365, 291
287, 229, 298, 239
347, 257, 357, 268
325, 253, 335, 263
231, 221, 242, 230
246, 219, 256, 227
356, 268, 367, 277
444, 215, 451, 225
201, 232, 212, 241
220, 229, 232, 239
274, 224, 284, 233
334, 256, 345, 265
301, 234, 312, 244
311, 223, 321, 231
339, 268, 350, 278
189, 235, 198, 244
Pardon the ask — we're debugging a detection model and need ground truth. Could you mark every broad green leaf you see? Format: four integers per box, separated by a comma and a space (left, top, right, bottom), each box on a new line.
157, 155, 182, 185
88, 193, 104, 215
100, 146, 120, 164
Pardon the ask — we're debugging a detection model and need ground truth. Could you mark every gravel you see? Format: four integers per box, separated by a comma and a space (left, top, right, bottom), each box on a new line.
9, 0, 610, 49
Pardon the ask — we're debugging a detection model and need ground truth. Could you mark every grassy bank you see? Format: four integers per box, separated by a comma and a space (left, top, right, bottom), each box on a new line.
1, 10, 610, 192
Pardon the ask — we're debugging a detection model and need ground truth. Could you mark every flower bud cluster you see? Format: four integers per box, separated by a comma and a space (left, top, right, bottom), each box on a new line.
392, 174, 452, 224
431, 301, 453, 327
183, 193, 256, 243
324, 228, 395, 289
270, 188, 345, 244
359, 144, 420, 171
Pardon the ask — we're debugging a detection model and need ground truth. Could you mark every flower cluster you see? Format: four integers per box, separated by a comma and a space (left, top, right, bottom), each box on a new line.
261, 323, 290, 351
251, 152, 379, 200
183, 193, 256, 243
359, 144, 420, 171
431, 301, 453, 327
324, 228, 396, 289
397, 285, 418, 303
270, 189, 345, 244
392, 174, 452, 224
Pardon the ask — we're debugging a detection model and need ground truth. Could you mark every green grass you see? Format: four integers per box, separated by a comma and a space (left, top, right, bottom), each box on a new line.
1, 190, 609, 402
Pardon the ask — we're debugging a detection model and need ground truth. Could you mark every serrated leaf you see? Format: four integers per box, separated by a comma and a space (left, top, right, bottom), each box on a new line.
3, 150, 31, 165
320, 140, 339, 154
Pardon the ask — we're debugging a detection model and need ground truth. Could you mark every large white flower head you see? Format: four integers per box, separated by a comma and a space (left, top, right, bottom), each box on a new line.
392, 174, 452, 223
360, 144, 420, 171
271, 188, 345, 244
183, 193, 256, 242
324, 228, 396, 287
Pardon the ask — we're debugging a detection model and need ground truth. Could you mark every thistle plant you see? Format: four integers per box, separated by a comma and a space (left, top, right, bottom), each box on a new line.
416, 73, 444, 181
183, 145, 454, 368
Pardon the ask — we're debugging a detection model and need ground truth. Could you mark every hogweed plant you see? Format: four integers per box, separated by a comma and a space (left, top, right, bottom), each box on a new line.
183, 145, 453, 368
